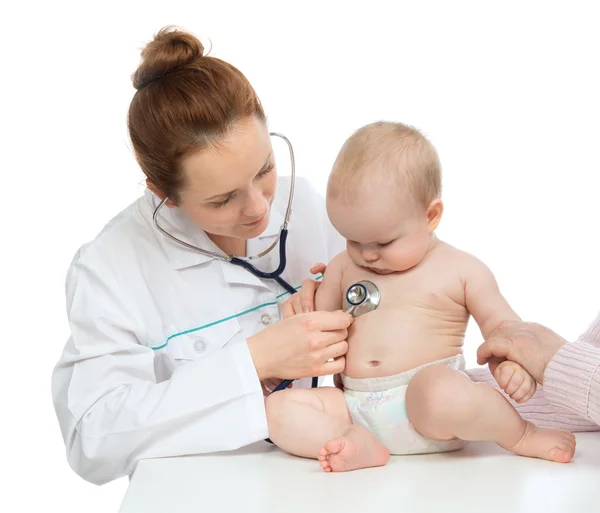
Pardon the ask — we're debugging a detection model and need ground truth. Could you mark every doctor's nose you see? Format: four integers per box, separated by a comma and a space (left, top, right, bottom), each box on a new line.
243, 187, 268, 218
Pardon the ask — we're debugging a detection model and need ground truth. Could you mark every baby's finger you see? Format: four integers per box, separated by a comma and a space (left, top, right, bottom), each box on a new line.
522, 385, 537, 403
505, 373, 524, 396
516, 381, 537, 403
510, 382, 531, 403
494, 362, 514, 390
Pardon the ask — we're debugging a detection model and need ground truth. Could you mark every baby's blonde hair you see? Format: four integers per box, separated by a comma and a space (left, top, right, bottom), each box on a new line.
328, 121, 441, 207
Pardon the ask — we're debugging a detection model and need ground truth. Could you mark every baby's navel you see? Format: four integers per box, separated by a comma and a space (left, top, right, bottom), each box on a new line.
368, 360, 381, 367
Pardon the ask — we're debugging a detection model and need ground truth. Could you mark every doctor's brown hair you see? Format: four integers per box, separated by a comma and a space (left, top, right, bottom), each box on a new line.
128, 26, 266, 204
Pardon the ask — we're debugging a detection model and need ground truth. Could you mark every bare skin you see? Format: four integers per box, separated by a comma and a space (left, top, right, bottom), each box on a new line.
267, 169, 576, 471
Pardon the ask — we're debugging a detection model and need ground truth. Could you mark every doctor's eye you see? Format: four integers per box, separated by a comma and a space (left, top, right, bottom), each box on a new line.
211, 193, 235, 208
257, 163, 275, 178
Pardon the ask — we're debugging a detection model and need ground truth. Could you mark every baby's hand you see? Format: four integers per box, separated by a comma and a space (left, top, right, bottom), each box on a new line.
493, 360, 537, 403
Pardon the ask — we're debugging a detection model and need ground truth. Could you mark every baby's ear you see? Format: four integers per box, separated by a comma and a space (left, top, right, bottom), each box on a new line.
426, 199, 444, 232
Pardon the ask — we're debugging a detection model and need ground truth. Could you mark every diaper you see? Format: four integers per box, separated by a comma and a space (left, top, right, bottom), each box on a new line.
342, 354, 466, 455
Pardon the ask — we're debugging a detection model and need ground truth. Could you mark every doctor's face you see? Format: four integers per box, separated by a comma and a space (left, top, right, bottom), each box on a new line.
176, 116, 277, 242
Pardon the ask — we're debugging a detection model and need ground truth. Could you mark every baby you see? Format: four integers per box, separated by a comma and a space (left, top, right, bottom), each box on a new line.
266, 121, 576, 471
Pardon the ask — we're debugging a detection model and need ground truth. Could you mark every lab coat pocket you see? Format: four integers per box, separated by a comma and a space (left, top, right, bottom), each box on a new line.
165, 319, 242, 361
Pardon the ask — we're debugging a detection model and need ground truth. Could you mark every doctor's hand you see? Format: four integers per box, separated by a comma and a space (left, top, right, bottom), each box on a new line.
248, 310, 352, 381
281, 263, 327, 318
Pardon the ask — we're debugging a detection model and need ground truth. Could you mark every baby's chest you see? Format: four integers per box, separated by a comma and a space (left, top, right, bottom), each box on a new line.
341, 268, 466, 315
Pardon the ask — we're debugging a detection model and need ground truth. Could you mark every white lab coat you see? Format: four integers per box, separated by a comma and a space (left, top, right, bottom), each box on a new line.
51, 177, 344, 485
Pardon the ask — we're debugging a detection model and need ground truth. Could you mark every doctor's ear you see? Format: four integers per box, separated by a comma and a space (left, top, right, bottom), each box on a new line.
146, 180, 177, 208
425, 199, 443, 233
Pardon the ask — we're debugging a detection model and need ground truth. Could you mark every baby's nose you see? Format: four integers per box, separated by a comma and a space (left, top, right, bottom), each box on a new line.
362, 249, 379, 262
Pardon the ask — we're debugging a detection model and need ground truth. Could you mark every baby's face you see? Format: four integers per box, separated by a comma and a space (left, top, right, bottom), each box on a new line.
327, 190, 435, 274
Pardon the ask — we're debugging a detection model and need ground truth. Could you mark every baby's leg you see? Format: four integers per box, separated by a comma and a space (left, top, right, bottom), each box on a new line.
405, 366, 575, 463
266, 387, 390, 471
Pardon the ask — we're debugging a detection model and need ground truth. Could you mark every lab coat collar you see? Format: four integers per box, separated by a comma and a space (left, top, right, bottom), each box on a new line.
142, 189, 284, 274
223, 208, 285, 289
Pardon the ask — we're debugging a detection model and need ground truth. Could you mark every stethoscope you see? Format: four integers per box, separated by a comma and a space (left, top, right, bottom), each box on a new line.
152, 132, 382, 389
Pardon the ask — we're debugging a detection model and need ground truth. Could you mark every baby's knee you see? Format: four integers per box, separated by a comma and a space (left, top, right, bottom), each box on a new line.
266, 388, 325, 421
265, 389, 294, 423
406, 365, 473, 422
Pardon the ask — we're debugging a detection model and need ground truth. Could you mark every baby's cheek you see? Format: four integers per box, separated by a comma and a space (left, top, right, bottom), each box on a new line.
347, 246, 362, 265
388, 246, 422, 270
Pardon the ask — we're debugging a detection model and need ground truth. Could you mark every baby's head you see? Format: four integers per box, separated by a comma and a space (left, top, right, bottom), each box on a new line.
327, 121, 443, 274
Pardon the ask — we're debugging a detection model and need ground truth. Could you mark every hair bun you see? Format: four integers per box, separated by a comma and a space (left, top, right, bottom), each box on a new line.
132, 26, 204, 90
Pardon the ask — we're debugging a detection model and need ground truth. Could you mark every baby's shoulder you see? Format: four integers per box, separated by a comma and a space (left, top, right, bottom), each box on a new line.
435, 240, 482, 265
435, 241, 493, 282
328, 249, 353, 269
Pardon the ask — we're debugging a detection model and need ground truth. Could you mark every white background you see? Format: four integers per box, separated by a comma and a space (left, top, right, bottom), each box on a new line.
3, 1, 600, 511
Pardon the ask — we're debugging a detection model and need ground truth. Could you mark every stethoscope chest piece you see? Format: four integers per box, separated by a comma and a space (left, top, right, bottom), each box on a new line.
344, 280, 381, 317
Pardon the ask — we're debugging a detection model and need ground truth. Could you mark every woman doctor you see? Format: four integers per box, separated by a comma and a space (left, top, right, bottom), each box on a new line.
51, 27, 352, 485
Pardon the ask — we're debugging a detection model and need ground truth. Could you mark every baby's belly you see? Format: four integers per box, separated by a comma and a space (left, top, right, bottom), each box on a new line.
344, 307, 467, 379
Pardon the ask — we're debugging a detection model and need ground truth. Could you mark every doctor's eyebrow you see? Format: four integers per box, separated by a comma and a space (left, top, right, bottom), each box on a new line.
204, 153, 273, 201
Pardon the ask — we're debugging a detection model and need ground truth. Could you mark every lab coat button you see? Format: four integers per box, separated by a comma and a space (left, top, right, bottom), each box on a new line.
194, 340, 206, 353
261, 314, 272, 325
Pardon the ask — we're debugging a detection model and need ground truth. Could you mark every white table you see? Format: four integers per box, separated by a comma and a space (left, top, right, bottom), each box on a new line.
120, 433, 600, 513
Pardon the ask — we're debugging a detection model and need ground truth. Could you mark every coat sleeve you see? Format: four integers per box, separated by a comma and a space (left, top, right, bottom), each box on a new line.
51, 253, 267, 485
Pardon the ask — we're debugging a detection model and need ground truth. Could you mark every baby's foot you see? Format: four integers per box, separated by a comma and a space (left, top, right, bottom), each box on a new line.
505, 421, 576, 463
317, 425, 390, 472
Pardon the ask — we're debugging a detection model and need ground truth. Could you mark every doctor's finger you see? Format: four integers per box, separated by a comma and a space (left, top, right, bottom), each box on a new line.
311, 329, 349, 349
309, 310, 354, 331
321, 357, 346, 376
321, 341, 349, 361
300, 279, 321, 312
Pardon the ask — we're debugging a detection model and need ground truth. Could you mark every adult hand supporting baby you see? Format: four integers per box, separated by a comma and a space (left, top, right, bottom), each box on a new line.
477, 320, 568, 384
281, 263, 327, 318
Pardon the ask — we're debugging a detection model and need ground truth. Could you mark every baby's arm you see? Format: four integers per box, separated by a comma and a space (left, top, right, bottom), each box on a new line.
315, 252, 348, 390
462, 256, 536, 403
462, 256, 520, 338
315, 251, 347, 312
